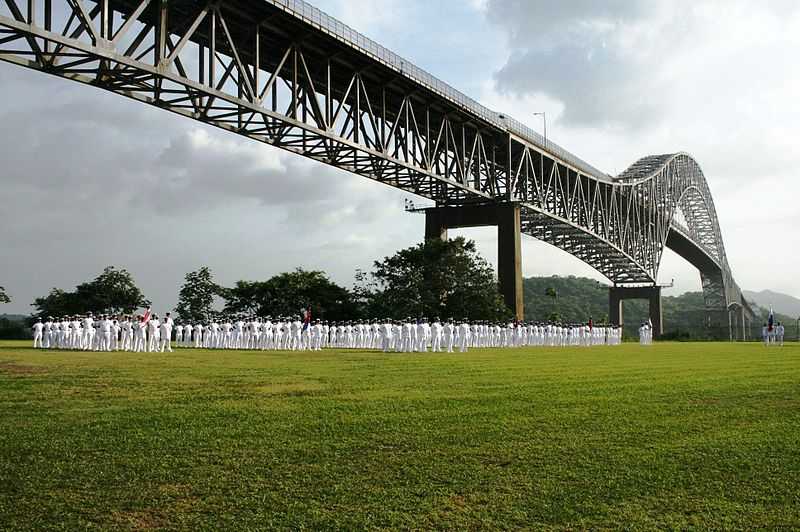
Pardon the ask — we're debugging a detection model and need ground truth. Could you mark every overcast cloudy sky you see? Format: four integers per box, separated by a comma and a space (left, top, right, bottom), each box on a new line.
1, 0, 798, 314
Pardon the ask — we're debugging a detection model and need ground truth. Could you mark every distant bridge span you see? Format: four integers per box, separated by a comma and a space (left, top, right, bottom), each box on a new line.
0, 0, 754, 337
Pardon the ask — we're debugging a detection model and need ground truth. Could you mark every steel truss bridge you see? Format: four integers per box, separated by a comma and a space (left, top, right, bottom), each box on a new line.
0, 0, 754, 337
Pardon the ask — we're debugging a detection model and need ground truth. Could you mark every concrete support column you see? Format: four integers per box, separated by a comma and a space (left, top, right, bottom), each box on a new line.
423, 203, 524, 320
609, 289, 623, 329
424, 209, 448, 242
609, 285, 663, 339
497, 205, 523, 321
649, 288, 663, 338
728, 311, 733, 342
740, 307, 747, 341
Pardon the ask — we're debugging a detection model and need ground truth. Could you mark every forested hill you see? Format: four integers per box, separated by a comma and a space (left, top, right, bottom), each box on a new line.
523, 276, 794, 340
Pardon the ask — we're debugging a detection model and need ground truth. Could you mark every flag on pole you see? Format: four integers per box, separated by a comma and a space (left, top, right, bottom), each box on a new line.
142, 307, 152, 324
588, 317, 593, 331
768, 306, 774, 332
302, 306, 312, 332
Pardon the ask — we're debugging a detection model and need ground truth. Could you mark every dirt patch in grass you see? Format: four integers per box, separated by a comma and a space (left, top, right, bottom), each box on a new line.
0, 361, 47, 375
689, 398, 720, 405
112, 510, 168, 530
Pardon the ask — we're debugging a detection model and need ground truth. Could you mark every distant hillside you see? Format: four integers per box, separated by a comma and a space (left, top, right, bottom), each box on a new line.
743, 290, 800, 318
0, 314, 27, 322
523, 276, 791, 340
0, 314, 30, 339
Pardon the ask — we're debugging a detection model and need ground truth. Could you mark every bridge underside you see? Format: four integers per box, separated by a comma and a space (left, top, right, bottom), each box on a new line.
665, 228, 754, 339
0, 0, 753, 338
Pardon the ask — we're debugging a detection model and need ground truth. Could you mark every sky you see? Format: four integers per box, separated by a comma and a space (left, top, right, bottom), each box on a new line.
1, 0, 798, 314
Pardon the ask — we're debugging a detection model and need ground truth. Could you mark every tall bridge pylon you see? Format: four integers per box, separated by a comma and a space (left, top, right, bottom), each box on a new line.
0, 0, 754, 337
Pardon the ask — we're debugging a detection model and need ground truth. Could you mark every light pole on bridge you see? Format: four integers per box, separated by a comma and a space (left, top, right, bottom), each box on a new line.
533, 112, 547, 150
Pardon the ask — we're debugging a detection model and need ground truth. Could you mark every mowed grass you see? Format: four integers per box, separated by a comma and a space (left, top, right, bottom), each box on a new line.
0, 341, 798, 530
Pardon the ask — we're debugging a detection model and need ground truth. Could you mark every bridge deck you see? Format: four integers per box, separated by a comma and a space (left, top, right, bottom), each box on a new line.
107, 0, 612, 183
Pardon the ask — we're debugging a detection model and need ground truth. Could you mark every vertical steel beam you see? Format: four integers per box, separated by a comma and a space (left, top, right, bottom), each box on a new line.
291, 46, 298, 119
44, 0, 51, 52
325, 59, 331, 131
253, 25, 259, 96
100, 0, 109, 39
154, 0, 168, 66
198, 42, 204, 84
208, 9, 215, 87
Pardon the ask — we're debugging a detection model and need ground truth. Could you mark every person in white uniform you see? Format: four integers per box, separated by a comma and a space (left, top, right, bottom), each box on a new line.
32, 318, 44, 348
430, 318, 443, 352
147, 315, 160, 352
81, 313, 94, 351
457, 319, 470, 353
159, 318, 173, 352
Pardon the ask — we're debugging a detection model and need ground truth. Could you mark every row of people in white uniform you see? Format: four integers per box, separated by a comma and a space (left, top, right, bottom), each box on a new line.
173, 317, 622, 353
31, 313, 176, 352
32, 314, 623, 352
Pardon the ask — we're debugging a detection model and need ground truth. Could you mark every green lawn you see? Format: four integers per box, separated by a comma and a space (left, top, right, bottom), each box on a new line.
0, 341, 798, 530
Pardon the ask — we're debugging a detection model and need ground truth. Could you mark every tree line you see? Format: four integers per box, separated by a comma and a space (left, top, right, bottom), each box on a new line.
26, 238, 511, 323
5, 240, 790, 340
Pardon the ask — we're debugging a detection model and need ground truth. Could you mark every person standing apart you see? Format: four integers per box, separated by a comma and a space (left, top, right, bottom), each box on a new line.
32, 317, 44, 348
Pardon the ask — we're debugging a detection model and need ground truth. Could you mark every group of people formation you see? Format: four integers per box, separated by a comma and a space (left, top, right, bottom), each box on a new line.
762, 321, 786, 346
31, 312, 177, 352
638, 322, 654, 346
31, 312, 624, 353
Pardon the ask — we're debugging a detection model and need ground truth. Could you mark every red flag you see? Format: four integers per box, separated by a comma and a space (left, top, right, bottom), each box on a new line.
142, 307, 152, 324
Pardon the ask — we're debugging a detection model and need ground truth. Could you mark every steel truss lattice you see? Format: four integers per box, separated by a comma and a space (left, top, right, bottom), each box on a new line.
0, 0, 754, 325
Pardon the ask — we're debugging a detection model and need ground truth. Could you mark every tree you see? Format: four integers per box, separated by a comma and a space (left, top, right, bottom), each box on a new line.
32, 267, 149, 317
222, 280, 271, 317
363, 238, 510, 321
175, 267, 221, 322
545, 286, 558, 315
0, 286, 9, 304
76, 266, 149, 314
33, 288, 83, 317
222, 269, 359, 321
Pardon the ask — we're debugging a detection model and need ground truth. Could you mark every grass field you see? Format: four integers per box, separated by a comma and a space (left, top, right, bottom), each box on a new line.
0, 340, 798, 530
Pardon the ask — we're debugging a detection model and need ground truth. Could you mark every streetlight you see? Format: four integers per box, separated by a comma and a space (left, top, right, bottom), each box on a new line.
533, 112, 547, 150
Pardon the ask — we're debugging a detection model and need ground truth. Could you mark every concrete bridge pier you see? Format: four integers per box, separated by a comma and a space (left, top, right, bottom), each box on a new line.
609, 285, 663, 339
424, 203, 523, 320
740, 306, 748, 341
